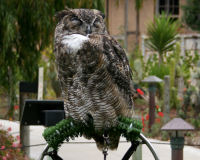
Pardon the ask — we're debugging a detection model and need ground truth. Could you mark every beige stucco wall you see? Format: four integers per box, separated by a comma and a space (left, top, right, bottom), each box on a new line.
139, 0, 154, 34
180, 0, 186, 18
107, 0, 187, 51
107, 0, 125, 36
107, 0, 154, 51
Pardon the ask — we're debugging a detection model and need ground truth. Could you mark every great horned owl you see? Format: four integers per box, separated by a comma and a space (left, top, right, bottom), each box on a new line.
54, 8, 134, 149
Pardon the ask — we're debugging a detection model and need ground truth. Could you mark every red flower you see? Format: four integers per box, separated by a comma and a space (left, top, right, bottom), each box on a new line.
2, 156, 7, 160
12, 143, 18, 148
137, 88, 144, 95
145, 114, 149, 120
16, 135, 20, 141
158, 112, 164, 117
7, 127, 12, 132
155, 118, 161, 123
142, 127, 145, 132
156, 105, 161, 112
14, 105, 19, 110
1, 145, 5, 150
141, 116, 145, 122
141, 116, 146, 132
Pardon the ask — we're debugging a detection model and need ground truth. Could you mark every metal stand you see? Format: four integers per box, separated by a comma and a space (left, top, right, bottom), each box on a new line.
39, 145, 49, 160
139, 133, 159, 160
39, 133, 159, 160
122, 141, 140, 160
102, 134, 109, 160
38, 145, 63, 160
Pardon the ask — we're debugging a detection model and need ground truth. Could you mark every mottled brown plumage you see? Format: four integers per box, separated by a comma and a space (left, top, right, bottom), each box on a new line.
54, 8, 134, 150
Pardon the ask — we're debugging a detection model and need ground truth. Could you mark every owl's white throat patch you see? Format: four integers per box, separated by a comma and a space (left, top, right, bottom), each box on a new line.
61, 34, 89, 53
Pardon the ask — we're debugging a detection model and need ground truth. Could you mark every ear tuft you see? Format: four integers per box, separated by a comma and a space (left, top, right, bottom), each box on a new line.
100, 12, 105, 19
55, 9, 71, 21
93, 9, 105, 19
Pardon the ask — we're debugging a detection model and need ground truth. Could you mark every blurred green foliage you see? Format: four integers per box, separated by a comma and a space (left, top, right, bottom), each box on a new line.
182, 0, 200, 32
130, 14, 200, 112
146, 13, 179, 65
0, 0, 105, 118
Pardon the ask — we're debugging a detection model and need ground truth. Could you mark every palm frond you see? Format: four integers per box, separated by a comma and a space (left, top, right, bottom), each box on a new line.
146, 13, 180, 56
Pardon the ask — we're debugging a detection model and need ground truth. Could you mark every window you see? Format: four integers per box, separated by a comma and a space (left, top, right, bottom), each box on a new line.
157, 0, 179, 20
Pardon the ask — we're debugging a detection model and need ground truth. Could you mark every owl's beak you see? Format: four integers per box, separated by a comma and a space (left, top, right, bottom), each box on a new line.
86, 25, 92, 35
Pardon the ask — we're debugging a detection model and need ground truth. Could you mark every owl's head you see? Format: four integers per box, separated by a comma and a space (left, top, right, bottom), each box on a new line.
55, 8, 107, 36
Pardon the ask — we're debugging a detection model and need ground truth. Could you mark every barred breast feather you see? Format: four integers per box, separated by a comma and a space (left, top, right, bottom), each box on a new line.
54, 33, 134, 149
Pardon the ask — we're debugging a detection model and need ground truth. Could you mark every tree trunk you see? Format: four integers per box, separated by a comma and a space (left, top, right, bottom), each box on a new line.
5, 67, 16, 119
164, 76, 170, 123
124, 0, 129, 50
6, 88, 15, 118
135, 9, 140, 46
158, 52, 163, 66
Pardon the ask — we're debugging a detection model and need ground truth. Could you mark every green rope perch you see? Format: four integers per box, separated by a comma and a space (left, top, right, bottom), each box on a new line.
43, 116, 142, 151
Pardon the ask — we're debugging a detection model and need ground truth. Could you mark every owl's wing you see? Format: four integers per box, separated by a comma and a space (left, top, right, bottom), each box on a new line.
100, 35, 134, 108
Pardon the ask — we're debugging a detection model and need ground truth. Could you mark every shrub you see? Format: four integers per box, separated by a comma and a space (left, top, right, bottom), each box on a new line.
146, 13, 180, 65
0, 128, 28, 160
